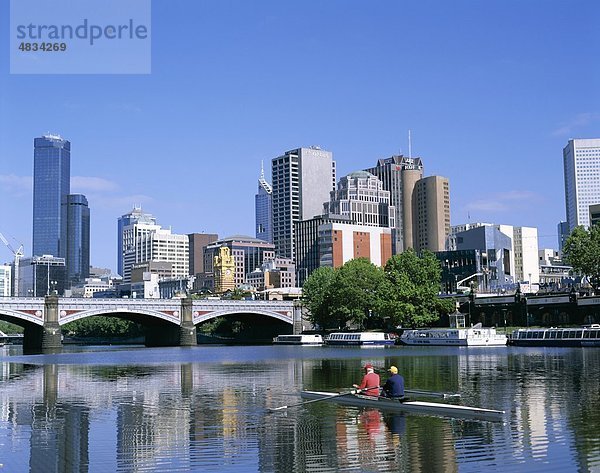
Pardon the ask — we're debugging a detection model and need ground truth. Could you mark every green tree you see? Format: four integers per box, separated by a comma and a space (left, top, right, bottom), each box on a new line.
62, 316, 143, 338
330, 258, 386, 329
563, 225, 600, 292
0, 321, 23, 334
302, 266, 337, 329
378, 249, 454, 327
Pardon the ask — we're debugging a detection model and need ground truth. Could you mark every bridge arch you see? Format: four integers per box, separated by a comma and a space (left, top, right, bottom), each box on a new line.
0, 308, 44, 327
59, 308, 181, 326
194, 308, 293, 325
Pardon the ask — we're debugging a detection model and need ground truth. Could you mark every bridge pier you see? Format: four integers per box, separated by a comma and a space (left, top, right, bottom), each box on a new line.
42, 295, 63, 351
293, 302, 303, 335
23, 295, 62, 353
179, 298, 197, 346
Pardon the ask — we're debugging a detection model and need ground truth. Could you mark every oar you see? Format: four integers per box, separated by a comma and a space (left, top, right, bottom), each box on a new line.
268, 386, 377, 412
405, 389, 461, 399
374, 369, 460, 399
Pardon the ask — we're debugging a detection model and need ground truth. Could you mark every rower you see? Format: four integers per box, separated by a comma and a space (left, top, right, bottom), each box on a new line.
353, 363, 380, 396
381, 365, 405, 400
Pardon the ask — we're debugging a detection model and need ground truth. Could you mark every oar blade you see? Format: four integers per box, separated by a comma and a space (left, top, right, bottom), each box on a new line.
267, 405, 288, 412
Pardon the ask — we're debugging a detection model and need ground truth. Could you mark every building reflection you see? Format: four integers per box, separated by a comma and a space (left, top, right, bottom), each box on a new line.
0, 349, 598, 472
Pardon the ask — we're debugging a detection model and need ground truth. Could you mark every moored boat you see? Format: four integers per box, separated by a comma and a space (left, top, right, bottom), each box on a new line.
324, 332, 395, 346
399, 324, 507, 347
273, 334, 324, 345
299, 390, 505, 422
509, 325, 600, 347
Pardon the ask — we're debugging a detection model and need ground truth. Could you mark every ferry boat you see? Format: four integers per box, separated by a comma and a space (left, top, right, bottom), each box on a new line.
324, 332, 396, 346
399, 324, 507, 347
273, 334, 324, 345
509, 325, 600, 347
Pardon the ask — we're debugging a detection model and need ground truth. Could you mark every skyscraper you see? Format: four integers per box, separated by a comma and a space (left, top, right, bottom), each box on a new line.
33, 134, 71, 258
563, 138, 600, 231
272, 147, 335, 260
65, 194, 90, 284
365, 156, 423, 253
255, 162, 273, 243
557, 221, 570, 252
413, 176, 451, 252
295, 171, 394, 282
135, 228, 189, 278
117, 206, 161, 281
324, 171, 395, 227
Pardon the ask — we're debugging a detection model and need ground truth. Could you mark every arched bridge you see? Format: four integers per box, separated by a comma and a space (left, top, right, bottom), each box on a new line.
0, 296, 297, 351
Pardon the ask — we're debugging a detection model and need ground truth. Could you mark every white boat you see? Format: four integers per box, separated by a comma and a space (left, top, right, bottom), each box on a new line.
273, 334, 324, 345
399, 324, 507, 347
325, 332, 395, 346
299, 390, 505, 422
509, 325, 600, 347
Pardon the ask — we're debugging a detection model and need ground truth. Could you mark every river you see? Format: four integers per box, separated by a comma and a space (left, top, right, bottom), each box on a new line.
0, 344, 599, 472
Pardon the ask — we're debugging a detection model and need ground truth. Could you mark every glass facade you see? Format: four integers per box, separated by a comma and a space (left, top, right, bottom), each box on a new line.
255, 167, 273, 243
66, 194, 90, 284
33, 135, 71, 258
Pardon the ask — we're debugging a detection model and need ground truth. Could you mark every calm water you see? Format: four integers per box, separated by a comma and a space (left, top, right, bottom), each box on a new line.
0, 344, 599, 472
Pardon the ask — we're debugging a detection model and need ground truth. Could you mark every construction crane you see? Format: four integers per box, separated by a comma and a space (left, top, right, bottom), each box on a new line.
0, 232, 24, 297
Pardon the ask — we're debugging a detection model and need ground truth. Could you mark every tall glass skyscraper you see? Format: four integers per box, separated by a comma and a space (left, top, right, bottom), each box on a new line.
255, 163, 273, 243
33, 134, 71, 258
65, 194, 90, 284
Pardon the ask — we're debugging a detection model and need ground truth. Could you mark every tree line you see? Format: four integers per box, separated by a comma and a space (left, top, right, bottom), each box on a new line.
302, 249, 455, 331
563, 225, 600, 293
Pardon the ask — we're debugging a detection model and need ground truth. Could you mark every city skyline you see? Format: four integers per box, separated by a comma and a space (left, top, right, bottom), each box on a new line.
1, 1, 599, 271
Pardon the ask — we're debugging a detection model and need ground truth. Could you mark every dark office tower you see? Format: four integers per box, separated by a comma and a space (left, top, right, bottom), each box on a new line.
365, 156, 423, 254
255, 162, 273, 243
33, 134, 71, 258
65, 194, 90, 284
557, 221, 569, 252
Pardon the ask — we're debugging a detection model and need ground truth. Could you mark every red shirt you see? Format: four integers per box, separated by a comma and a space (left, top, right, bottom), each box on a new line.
358, 372, 380, 396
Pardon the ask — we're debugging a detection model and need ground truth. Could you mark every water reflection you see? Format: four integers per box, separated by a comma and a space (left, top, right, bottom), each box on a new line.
0, 346, 599, 472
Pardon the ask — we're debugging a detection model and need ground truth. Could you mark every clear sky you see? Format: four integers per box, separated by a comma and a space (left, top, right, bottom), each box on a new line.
1, 0, 599, 272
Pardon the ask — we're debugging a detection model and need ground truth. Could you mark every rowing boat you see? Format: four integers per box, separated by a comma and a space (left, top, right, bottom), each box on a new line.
300, 390, 505, 422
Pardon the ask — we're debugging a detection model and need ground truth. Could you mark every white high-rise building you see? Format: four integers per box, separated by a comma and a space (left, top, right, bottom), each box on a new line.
118, 207, 162, 282
136, 229, 189, 279
0, 265, 11, 297
563, 138, 600, 231
272, 147, 336, 260
497, 225, 539, 285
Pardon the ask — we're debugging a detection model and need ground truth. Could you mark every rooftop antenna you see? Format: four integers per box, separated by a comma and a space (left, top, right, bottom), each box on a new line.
408, 130, 412, 159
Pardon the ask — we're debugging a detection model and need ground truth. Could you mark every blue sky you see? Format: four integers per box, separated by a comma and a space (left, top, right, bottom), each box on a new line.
1, 0, 599, 272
